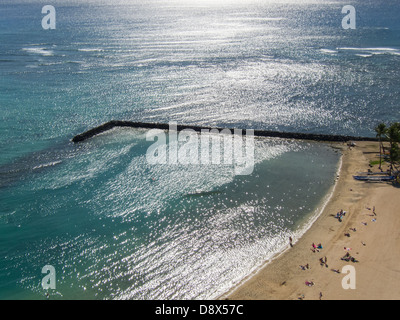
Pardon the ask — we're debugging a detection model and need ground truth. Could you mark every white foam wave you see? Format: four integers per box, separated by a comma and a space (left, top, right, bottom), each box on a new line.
355, 54, 373, 58
337, 47, 400, 57
78, 48, 104, 52
320, 49, 338, 54
22, 47, 54, 56
338, 47, 397, 51
33, 160, 62, 170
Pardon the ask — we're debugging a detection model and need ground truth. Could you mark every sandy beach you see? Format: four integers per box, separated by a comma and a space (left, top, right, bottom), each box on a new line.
222, 141, 400, 300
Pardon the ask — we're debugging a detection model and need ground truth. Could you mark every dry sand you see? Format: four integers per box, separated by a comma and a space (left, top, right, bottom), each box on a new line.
222, 141, 400, 300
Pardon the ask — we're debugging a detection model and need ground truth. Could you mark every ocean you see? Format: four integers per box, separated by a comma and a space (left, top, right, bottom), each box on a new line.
0, 0, 399, 299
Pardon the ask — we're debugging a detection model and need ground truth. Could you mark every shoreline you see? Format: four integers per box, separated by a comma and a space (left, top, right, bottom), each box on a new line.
221, 141, 400, 300
216, 142, 343, 300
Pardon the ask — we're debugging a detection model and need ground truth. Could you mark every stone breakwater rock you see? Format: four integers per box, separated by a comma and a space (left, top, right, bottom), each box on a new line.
72, 120, 378, 143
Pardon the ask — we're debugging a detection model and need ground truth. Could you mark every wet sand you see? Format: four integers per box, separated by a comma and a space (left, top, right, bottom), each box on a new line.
222, 141, 400, 300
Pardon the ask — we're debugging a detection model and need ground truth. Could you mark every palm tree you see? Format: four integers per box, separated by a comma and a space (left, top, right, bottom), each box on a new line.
374, 123, 387, 170
386, 123, 400, 174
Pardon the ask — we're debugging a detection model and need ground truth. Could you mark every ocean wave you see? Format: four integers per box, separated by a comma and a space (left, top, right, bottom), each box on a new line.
338, 47, 397, 51
22, 47, 54, 56
355, 54, 373, 58
78, 48, 104, 52
320, 49, 338, 54
37, 62, 64, 66
337, 47, 400, 57
33, 160, 62, 170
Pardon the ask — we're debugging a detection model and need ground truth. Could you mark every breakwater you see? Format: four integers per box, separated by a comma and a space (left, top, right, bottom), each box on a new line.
72, 120, 378, 143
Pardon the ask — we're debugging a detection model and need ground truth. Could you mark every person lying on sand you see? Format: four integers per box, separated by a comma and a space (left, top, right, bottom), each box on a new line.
312, 243, 322, 249
300, 264, 310, 270
311, 243, 320, 253
319, 257, 328, 268
335, 210, 346, 218
341, 252, 351, 261
341, 252, 359, 263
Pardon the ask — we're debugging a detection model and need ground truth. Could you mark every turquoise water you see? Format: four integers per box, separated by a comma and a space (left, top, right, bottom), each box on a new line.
0, 0, 399, 299
0, 129, 340, 299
